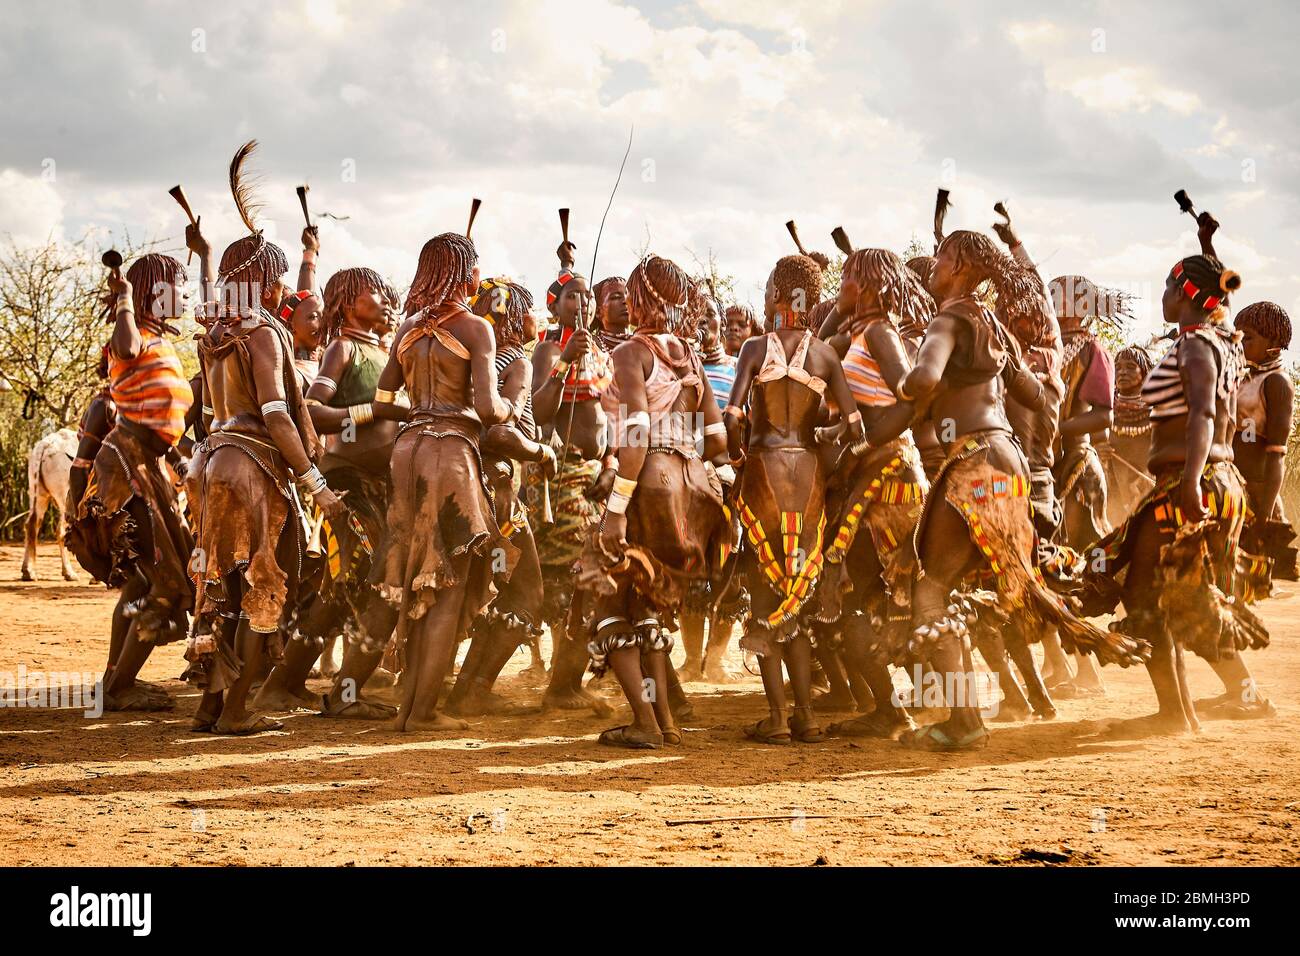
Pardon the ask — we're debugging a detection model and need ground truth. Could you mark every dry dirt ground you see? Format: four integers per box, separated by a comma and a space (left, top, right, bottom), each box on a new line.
1, 544, 1296, 866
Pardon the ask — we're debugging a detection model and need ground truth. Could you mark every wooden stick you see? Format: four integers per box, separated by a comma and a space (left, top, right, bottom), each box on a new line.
466, 197, 482, 239
559, 207, 570, 244
296, 185, 312, 227
831, 226, 853, 256
1174, 188, 1197, 219
666, 813, 883, 827
99, 250, 123, 321
933, 188, 952, 252
169, 186, 197, 264
785, 220, 808, 256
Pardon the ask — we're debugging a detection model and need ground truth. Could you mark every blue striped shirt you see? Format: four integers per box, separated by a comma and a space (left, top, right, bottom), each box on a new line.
702, 355, 738, 409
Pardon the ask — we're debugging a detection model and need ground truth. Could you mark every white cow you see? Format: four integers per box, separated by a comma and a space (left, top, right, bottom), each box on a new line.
21, 427, 79, 581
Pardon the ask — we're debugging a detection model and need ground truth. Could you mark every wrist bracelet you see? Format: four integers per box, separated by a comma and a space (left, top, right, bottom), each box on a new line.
896, 381, 914, 402
375, 388, 398, 404
347, 403, 374, 426
296, 465, 327, 495
724, 404, 745, 418
612, 476, 638, 498
703, 421, 726, 436
846, 410, 862, 424
606, 490, 632, 515
551, 359, 571, 378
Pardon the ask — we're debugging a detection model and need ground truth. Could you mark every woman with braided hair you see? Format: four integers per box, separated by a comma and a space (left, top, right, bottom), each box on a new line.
1100, 344, 1157, 528
1049, 274, 1126, 551
253, 266, 404, 719
577, 254, 733, 748
1231, 301, 1295, 603
725, 253, 864, 744
446, 276, 558, 717
372, 233, 516, 732
809, 249, 933, 740
186, 142, 344, 735
66, 253, 195, 712
1188, 300, 1293, 722
1081, 213, 1266, 737
898, 230, 1143, 750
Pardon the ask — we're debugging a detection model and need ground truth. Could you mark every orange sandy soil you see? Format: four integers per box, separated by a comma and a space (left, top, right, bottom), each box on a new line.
1, 543, 1296, 866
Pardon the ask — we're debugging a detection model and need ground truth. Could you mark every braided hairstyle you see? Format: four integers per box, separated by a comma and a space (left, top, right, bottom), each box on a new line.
322, 267, 398, 339
1235, 301, 1291, 350
939, 230, 1050, 346
807, 298, 837, 334
217, 141, 289, 316
842, 248, 935, 334
770, 253, 824, 326
1049, 274, 1133, 331
1171, 254, 1241, 324
627, 255, 692, 334
125, 253, 188, 329
405, 232, 478, 316
469, 276, 534, 349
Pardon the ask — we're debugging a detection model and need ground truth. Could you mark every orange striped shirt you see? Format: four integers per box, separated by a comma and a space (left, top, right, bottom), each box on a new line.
109, 336, 193, 446
843, 332, 895, 407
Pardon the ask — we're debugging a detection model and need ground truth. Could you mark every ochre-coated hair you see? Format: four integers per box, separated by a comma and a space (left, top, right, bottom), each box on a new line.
807, 298, 837, 332
1235, 301, 1291, 350
770, 253, 823, 322
470, 276, 534, 349
940, 230, 1049, 346
843, 248, 935, 333
125, 253, 188, 327
322, 267, 397, 339
1049, 274, 1133, 327
906, 255, 936, 291
627, 255, 692, 334
217, 140, 289, 296
405, 233, 478, 315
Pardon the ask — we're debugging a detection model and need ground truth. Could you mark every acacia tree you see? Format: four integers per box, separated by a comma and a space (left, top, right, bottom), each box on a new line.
0, 232, 182, 537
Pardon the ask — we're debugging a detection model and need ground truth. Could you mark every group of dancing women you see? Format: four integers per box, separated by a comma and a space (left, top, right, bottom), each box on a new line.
63, 141, 1290, 750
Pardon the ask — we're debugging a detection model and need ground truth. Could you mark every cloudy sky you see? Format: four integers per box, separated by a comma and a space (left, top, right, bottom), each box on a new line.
2, 0, 1296, 338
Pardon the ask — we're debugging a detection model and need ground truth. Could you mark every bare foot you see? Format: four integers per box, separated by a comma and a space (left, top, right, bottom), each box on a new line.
254, 685, 317, 713
105, 685, 174, 712
448, 689, 536, 718
365, 667, 397, 690
402, 712, 470, 733
828, 710, 916, 741
543, 686, 600, 711
812, 689, 857, 713
1103, 711, 1195, 739
214, 712, 284, 735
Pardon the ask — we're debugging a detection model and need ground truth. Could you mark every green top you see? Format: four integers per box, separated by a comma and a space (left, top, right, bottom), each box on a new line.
330, 338, 388, 408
